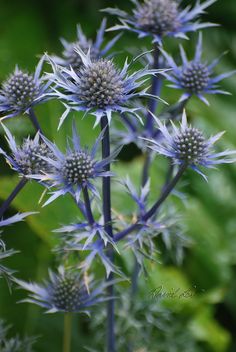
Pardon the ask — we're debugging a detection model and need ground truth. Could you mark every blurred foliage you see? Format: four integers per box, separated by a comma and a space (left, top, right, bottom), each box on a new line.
0, 0, 236, 351
0, 319, 36, 351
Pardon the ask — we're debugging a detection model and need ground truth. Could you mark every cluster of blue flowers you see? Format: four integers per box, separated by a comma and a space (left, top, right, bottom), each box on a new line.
0, 0, 235, 351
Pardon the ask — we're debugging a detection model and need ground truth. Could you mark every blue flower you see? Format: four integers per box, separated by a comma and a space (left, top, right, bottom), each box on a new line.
103, 0, 217, 43
30, 123, 121, 205
0, 56, 51, 120
144, 110, 236, 180
52, 18, 121, 70
47, 49, 165, 128
161, 33, 236, 104
15, 266, 115, 314
0, 124, 54, 177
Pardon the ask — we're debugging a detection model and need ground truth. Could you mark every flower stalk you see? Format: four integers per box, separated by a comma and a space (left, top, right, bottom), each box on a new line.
63, 313, 73, 352
0, 177, 28, 218
82, 186, 95, 226
28, 108, 43, 133
100, 115, 116, 352
145, 45, 162, 132
131, 44, 162, 297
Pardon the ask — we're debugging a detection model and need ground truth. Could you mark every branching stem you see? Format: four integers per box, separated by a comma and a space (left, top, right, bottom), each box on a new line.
0, 177, 28, 218
100, 116, 116, 352
28, 108, 43, 133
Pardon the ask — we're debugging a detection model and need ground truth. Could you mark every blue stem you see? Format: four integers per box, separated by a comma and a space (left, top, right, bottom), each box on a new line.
82, 187, 95, 226
100, 116, 116, 352
131, 47, 162, 297
145, 45, 162, 133
142, 152, 152, 187
0, 177, 28, 218
121, 113, 137, 133
28, 108, 43, 133
130, 151, 152, 297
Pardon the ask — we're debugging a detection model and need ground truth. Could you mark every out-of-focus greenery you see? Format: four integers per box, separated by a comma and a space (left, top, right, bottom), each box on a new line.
0, 0, 236, 351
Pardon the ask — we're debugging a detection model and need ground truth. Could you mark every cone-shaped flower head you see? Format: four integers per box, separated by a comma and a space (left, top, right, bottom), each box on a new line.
0, 56, 51, 120
2, 71, 39, 109
0, 125, 53, 177
48, 49, 165, 128
29, 123, 121, 205
162, 33, 236, 104
145, 111, 236, 179
53, 18, 121, 70
103, 0, 217, 43
78, 59, 125, 110
134, 0, 180, 37
62, 150, 95, 184
15, 266, 113, 313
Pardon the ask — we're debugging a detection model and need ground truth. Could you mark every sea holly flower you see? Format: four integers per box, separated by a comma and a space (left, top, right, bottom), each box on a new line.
47, 49, 166, 128
0, 56, 51, 120
30, 124, 121, 205
103, 0, 217, 44
15, 266, 115, 314
52, 18, 121, 70
144, 110, 236, 179
161, 33, 236, 104
0, 125, 54, 177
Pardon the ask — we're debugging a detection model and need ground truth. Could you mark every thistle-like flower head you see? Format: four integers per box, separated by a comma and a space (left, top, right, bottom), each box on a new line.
53, 18, 121, 70
145, 110, 236, 179
162, 33, 236, 104
0, 125, 53, 177
103, 0, 217, 43
0, 56, 51, 120
48, 49, 165, 128
134, 0, 181, 37
15, 266, 113, 314
29, 123, 121, 205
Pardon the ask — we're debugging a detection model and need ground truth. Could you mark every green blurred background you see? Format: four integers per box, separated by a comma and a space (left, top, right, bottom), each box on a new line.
0, 0, 236, 351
